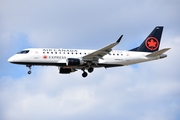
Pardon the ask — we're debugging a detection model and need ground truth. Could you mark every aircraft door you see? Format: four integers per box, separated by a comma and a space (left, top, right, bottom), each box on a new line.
34, 50, 39, 59
126, 51, 130, 61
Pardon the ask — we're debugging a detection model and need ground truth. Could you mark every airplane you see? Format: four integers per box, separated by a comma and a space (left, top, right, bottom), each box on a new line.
8, 26, 170, 77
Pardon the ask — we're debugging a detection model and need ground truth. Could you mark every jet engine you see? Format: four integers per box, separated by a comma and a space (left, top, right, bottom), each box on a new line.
66, 58, 84, 66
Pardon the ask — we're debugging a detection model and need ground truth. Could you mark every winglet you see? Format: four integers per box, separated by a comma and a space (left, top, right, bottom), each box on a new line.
116, 35, 123, 43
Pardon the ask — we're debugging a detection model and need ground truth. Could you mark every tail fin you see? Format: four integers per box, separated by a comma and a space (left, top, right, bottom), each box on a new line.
130, 26, 163, 52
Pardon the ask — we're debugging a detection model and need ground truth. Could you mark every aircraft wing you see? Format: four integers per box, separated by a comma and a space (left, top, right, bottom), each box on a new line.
82, 35, 123, 61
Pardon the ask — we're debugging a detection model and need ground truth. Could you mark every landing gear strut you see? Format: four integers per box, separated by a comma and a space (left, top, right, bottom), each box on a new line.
26, 65, 32, 74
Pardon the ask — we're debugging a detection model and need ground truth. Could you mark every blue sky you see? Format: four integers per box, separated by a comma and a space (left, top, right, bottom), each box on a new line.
0, 0, 180, 120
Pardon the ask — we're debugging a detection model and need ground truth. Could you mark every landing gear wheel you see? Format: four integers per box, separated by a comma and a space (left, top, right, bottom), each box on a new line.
28, 71, 31, 74
82, 72, 88, 78
88, 67, 94, 73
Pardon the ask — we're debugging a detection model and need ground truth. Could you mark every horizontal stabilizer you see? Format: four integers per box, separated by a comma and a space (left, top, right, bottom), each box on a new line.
146, 48, 171, 57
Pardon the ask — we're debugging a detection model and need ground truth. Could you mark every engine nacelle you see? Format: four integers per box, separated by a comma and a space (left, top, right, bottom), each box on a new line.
59, 67, 75, 74
66, 58, 83, 66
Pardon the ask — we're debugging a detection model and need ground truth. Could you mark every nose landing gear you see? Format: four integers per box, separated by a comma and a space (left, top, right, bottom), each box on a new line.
26, 65, 32, 74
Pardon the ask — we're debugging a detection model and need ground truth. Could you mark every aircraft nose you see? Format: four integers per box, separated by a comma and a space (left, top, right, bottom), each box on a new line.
8, 56, 15, 63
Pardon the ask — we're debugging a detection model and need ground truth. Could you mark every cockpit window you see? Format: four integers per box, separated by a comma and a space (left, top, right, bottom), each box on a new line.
17, 50, 30, 54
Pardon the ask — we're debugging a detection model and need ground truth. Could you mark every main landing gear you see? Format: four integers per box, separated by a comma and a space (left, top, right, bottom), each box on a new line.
82, 66, 94, 78
26, 65, 32, 74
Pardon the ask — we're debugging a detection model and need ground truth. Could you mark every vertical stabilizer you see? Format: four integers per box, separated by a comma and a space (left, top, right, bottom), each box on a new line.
131, 26, 163, 52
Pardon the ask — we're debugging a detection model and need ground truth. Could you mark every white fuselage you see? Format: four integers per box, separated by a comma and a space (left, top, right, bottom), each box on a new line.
8, 48, 159, 67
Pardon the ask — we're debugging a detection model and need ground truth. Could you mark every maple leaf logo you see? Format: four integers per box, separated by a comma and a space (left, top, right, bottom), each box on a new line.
145, 37, 159, 51
43, 55, 47, 59
148, 39, 157, 47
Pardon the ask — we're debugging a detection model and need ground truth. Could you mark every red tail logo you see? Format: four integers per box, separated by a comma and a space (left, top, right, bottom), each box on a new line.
145, 37, 159, 51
